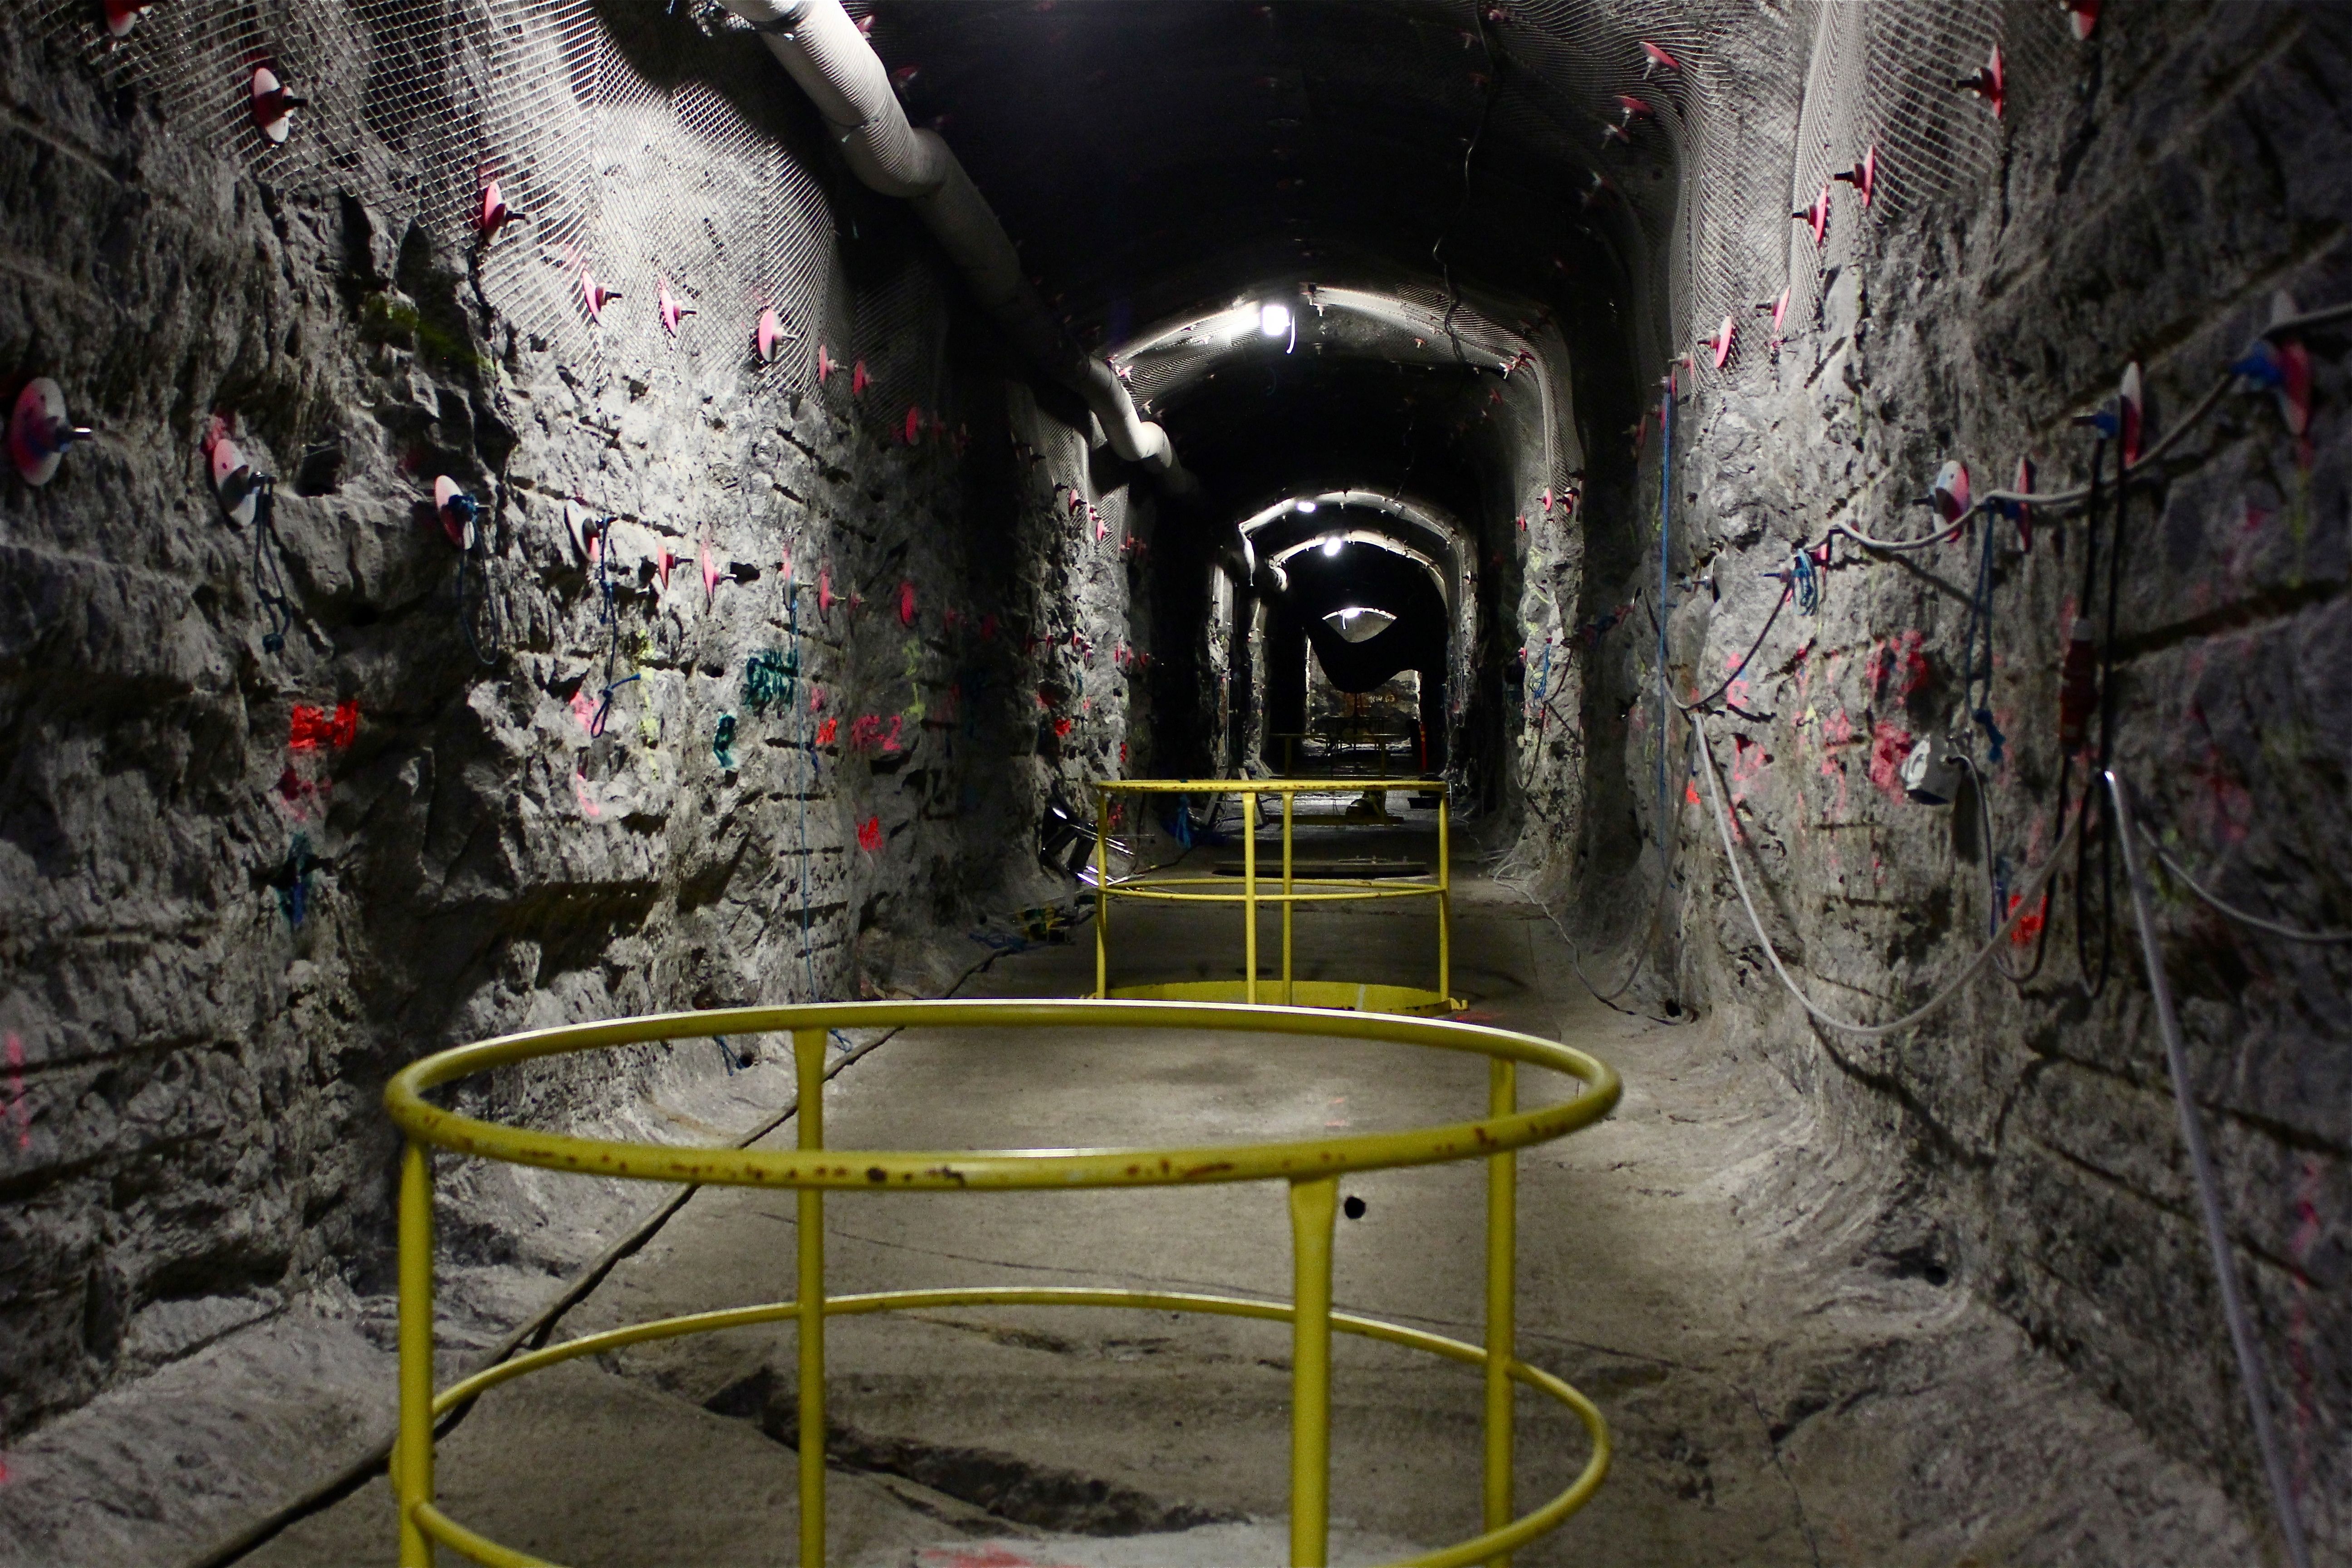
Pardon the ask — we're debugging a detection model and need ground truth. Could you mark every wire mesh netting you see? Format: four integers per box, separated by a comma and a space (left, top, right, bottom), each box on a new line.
24, 0, 2084, 411
31, 0, 847, 396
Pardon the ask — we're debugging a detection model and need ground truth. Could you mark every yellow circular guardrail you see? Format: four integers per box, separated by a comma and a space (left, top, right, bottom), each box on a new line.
384, 999, 1621, 1568
1091, 779, 1459, 1014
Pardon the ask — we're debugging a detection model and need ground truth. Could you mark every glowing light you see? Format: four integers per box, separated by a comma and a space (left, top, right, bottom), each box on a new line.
1295, 499, 1318, 514
1259, 302, 1293, 338
1325, 607, 1397, 643
1321, 535, 1343, 557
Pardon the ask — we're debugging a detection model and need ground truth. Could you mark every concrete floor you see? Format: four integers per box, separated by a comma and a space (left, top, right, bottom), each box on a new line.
232, 817, 2251, 1566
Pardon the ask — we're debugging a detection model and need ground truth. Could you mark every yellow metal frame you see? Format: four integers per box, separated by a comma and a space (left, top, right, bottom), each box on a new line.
385, 999, 1620, 1568
1093, 778, 1457, 1014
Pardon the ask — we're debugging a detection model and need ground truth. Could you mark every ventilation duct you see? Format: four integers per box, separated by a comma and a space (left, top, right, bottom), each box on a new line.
718, 0, 1184, 482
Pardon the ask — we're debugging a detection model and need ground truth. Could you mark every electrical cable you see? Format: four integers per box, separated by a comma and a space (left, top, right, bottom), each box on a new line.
2107, 771, 2314, 1568
1656, 386, 1673, 872
1675, 581, 1789, 716
249, 477, 295, 655
2139, 824, 2352, 943
1692, 708, 2081, 1037
2073, 435, 2122, 1000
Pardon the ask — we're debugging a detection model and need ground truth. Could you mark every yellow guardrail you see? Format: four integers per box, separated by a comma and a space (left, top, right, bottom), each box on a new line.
383, 999, 1620, 1568
1092, 779, 1457, 1014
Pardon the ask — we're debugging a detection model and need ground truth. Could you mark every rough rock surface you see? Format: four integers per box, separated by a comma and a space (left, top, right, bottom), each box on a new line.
0, 4, 1146, 1454
1526, 4, 2352, 1554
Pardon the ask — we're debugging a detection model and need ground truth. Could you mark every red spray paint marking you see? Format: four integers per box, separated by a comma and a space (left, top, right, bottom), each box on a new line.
819, 570, 833, 615
848, 714, 903, 756
1867, 721, 1914, 803
5, 1033, 29, 1151
857, 816, 882, 853
289, 701, 360, 752
899, 582, 917, 627
1053, 717, 1074, 738
1869, 630, 1929, 702
815, 717, 838, 747
2006, 891, 2047, 947
904, 406, 922, 445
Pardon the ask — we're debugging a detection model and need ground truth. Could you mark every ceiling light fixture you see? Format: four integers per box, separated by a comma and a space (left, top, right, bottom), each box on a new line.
1295, 499, 1318, 513
1321, 535, 1343, 557
1325, 607, 1397, 643
1259, 302, 1293, 338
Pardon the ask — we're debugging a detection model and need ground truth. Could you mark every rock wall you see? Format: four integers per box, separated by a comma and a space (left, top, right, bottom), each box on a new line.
0, 9, 1132, 1442
1543, 2, 2351, 1548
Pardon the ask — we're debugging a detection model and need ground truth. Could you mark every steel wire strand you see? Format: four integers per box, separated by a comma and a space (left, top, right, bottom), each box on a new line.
2140, 825, 2352, 944
1692, 710, 2081, 1037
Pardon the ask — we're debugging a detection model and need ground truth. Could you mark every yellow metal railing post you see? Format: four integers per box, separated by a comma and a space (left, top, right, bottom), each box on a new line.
794, 1026, 828, 1568
1289, 1175, 1339, 1568
1282, 791, 1296, 1005
395, 1139, 436, 1568
1483, 1058, 1518, 1566
1438, 789, 1452, 1004
1093, 787, 1110, 999
1244, 789, 1259, 1004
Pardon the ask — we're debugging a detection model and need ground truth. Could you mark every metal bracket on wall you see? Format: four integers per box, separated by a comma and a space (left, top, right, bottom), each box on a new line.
9, 380, 92, 488
209, 435, 266, 526
250, 68, 306, 144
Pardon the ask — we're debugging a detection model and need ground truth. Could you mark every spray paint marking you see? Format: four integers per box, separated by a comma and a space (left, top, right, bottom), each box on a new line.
1730, 734, 1772, 801
288, 701, 359, 751
5, 1034, 28, 1151
1866, 722, 1914, 803
573, 770, 603, 820
857, 816, 883, 853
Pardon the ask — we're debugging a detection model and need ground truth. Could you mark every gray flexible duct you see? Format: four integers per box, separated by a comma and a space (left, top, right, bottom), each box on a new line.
720, 0, 1183, 480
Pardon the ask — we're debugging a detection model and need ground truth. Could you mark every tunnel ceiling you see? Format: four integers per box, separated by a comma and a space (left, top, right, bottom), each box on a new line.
848, 0, 1750, 383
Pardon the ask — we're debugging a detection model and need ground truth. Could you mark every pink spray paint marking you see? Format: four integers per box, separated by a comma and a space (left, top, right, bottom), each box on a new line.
572, 771, 603, 819
899, 582, 918, 628
571, 688, 599, 736
1867, 721, 1915, 803
5, 1033, 29, 1151
819, 570, 833, 615
1730, 733, 1771, 801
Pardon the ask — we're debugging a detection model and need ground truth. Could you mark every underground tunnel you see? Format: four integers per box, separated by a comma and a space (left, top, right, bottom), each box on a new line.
0, 1, 2348, 1564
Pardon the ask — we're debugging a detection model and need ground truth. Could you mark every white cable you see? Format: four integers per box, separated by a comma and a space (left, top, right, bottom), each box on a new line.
2141, 824, 2352, 944
2108, 773, 2313, 1568
1691, 710, 2080, 1037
